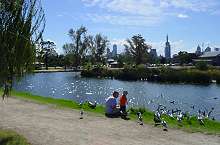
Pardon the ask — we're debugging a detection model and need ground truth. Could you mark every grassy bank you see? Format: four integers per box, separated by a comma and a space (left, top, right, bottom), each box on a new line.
0, 129, 30, 145
1, 90, 220, 135
81, 66, 220, 84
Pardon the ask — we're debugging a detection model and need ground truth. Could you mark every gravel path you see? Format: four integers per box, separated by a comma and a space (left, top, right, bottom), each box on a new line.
0, 98, 219, 145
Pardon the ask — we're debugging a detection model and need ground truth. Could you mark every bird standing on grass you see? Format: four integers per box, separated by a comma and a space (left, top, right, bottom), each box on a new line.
137, 112, 143, 125
88, 101, 97, 109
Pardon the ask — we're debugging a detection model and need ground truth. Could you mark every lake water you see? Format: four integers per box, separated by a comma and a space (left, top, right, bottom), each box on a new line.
13, 72, 220, 120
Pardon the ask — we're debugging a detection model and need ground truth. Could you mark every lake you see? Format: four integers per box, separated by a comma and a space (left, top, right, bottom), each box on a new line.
13, 72, 220, 120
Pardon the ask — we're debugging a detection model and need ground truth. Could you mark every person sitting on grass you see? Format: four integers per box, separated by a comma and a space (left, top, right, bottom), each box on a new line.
105, 91, 120, 118
119, 91, 128, 114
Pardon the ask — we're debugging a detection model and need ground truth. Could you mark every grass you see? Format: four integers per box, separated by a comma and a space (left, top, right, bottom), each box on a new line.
0, 129, 30, 145
0, 89, 220, 135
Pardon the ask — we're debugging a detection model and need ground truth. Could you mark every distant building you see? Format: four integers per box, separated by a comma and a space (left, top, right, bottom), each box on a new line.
165, 35, 171, 59
112, 44, 117, 58
215, 48, 220, 51
194, 51, 220, 66
204, 46, 211, 52
107, 59, 119, 68
150, 49, 158, 58
107, 47, 111, 59
195, 45, 202, 56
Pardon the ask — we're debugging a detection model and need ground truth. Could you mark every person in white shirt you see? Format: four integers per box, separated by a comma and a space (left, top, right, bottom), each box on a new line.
105, 91, 120, 117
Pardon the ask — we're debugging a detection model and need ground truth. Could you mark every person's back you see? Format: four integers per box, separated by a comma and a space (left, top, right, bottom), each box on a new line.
105, 96, 117, 114
105, 91, 120, 117
119, 95, 127, 107
119, 91, 128, 113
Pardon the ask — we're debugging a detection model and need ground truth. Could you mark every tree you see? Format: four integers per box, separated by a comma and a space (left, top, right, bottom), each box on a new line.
0, 0, 45, 99
63, 26, 88, 68
39, 40, 57, 70
124, 34, 151, 65
173, 51, 197, 65
86, 34, 109, 64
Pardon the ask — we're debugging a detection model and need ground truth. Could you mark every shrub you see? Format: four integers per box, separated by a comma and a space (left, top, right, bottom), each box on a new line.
195, 61, 208, 70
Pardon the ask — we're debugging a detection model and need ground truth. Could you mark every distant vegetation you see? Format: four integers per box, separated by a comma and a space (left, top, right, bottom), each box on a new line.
81, 65, 220, 84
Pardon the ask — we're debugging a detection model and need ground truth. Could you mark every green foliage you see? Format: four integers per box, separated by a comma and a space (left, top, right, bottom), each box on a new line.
174, 51, 196, 65
0, 129, 30, 145
195, 61, 208, 71
63, 27, 109, 67
38, 40, 57, 69
0, 0, 45, 98
83, 62, 93, 71
81, 67, 220, 84
124, 34, 151, 65
62, 26, 87, 68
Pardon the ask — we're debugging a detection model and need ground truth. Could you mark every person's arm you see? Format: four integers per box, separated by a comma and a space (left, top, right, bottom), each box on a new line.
111, 99, 117, 109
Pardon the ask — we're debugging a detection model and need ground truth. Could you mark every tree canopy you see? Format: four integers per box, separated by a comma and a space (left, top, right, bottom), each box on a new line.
124, 34, 151, 65
0, 0, 45, 99
63, 26, 109, 67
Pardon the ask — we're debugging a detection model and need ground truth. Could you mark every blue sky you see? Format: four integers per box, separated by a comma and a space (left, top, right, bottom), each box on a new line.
42, 0, 220, 56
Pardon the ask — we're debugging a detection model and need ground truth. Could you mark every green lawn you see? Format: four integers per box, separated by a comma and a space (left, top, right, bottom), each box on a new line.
0, 129, 30, 145
1, 89, 220, 135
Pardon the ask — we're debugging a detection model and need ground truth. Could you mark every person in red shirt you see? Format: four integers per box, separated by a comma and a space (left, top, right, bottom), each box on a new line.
119, 91, 128, 113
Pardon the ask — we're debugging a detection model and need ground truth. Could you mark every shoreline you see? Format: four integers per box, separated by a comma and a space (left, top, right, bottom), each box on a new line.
34, 69, 81, 73
1, 90, 220, 135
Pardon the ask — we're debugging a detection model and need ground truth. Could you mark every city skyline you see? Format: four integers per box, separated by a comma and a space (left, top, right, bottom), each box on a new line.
42, 0, 220, 56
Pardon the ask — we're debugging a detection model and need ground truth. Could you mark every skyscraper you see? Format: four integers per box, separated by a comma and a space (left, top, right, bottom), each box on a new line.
165, 35, 171, 59
204, 46, 211, 52
215, 48, 220, 51
195, 45, 202, 55
107, 47, 111, 58
112, 44, 117, 57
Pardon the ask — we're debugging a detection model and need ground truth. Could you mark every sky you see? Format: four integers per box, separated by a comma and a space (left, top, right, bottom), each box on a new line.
41, 0, 220, 56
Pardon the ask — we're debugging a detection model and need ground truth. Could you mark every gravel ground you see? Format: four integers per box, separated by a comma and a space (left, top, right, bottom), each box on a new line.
0, 98, 219, 145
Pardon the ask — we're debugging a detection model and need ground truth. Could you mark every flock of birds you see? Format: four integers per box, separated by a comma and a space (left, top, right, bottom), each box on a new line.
135, 100, 217, 132
149, 95, 218, 131
77, 94, 218, 132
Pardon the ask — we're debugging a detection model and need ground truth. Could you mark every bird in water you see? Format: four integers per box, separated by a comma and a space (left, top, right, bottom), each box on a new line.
190, 105, 195, 110
170, 101, 175, 104
80, 109, 84, 119
137, 112, 143, 125
88, 101, 97, 109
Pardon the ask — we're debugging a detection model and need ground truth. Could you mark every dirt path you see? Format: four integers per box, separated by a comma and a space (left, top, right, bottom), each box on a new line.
0, 98, 219, 145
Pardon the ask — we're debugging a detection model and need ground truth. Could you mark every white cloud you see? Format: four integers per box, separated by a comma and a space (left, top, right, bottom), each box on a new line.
160, 0, 218, 12
177, 14, 189, 18
86, 13, 161, 26
81, 0, 219, 26
57, 14, 64, 17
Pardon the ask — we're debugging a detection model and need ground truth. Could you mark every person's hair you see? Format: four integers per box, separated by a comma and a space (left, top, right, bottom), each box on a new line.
113, 91, 119, 97
123, 91, 128, 95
